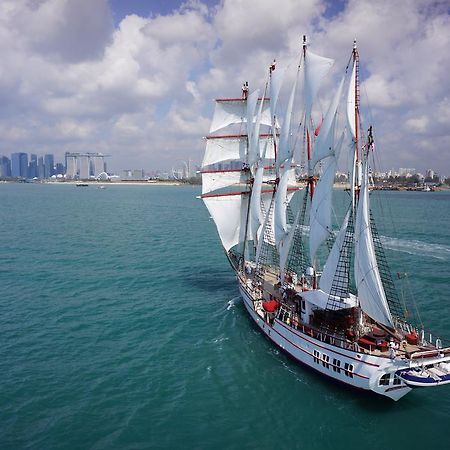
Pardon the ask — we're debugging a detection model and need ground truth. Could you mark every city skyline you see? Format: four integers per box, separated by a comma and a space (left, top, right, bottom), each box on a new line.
0, 1, 448, 173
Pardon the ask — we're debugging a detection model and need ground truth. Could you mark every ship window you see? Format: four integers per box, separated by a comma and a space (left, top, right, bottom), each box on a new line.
393, 376, 401, 386
322, 354, 330, 369
333, 359, 341, 373
313, 350, 320, 364
344, 363, 354, 378
379, 374, 390, 386
301, 300, 306, 311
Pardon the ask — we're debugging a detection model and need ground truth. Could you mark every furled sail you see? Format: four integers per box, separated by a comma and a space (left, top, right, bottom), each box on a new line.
209, 98, 272, 134
203, 194, 249, 252
304, 50, 334, 123
354, 159, 394, 327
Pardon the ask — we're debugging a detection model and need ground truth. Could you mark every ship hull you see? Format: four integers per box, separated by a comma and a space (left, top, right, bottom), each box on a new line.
237, 277, 413, 401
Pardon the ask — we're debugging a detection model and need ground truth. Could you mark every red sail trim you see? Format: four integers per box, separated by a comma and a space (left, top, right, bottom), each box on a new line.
201, 164, 290, 174
201, 190, 249, 199
206, 133, 275, 140
201, 185, 301, 199
201, 168, 244, 174
215, 97, 270, 102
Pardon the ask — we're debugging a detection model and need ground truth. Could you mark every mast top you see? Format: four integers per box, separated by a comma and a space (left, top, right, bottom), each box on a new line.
353, 39, 357, 50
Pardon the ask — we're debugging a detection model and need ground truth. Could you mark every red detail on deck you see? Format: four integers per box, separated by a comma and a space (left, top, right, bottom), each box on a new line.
263, 299, 280, 312
405, 332, 418, 345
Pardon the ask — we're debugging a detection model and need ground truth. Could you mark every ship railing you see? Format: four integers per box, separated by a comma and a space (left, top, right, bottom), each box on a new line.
393, 317, 446, 350
276, 308, 362, 353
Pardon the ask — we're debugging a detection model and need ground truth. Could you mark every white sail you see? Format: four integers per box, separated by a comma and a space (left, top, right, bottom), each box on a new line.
246, 90, 260, 166
209, 98, 272, 134
309, 132, 345, 262
319, 209, 350, 295
270, 66, 286, 123
250, 165, 265, 244
246, 90, 260, 135
202, 137, 247, 168
311, 75, 345, 170
309, 156, 336, 263
277, 75, 298, 170
203, 194, 249, 252
354, 160, 393, 327
249, 94, 265, 168
346, 61, 356, 139
279, 205, 301, 282
202, 135, 275, 169
201, 170, 247, 195
274, 164, 292, 250
304, 50, 334, 122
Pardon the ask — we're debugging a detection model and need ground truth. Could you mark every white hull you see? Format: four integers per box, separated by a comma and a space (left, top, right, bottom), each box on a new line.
237, 277, 413, 401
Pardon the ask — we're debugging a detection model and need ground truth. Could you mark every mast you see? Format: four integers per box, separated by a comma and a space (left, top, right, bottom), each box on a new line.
304, 35, 315, 201
352, 39, 361, 208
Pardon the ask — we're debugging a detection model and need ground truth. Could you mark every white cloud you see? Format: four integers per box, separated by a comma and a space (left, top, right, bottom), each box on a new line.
0, 0, 448, 175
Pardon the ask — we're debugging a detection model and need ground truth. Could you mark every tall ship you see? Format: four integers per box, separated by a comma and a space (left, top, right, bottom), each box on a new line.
200, 37, 450, 400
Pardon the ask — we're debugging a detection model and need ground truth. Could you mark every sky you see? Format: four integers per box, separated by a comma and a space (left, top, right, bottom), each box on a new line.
0, 0, 449, 174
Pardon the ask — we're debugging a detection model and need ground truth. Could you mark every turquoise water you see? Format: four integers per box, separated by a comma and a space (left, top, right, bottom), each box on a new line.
1, 184, 449, 449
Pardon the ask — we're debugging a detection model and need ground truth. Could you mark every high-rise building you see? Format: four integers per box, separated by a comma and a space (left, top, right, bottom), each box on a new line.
28, 153, 38, 178
11, 152, 28, 177
55, 163, 64, 175
65, 153, 77, 179
79, 155, 89, 179
91, 155, 105, 177
44, 154, 54, 178
0, 156, 11, 177
37, 156, 45, 179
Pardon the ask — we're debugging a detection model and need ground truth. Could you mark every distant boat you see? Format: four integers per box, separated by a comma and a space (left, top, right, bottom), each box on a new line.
201, 36, 450, 401
76, 183, 88, 187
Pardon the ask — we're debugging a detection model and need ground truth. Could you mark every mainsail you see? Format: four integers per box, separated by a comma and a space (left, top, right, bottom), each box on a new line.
354, 158, 393, 327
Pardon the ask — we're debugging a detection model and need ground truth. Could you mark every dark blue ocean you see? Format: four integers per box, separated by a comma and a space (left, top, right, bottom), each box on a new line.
1, 183, 449, 449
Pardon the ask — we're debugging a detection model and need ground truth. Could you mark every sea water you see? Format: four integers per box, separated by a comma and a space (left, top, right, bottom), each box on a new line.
1, 183, 449, 449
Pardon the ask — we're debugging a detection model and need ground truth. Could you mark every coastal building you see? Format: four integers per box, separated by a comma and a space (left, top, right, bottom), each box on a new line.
120, 169, 145, 180
64, 152, 108, 179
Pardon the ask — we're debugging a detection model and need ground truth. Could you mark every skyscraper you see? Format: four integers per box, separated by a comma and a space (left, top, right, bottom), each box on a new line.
28, 153, 38, 178
38, 156, 45, 179
11, 152, 28, 177
44, 154, 54, 178
0, 156, 11, 177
